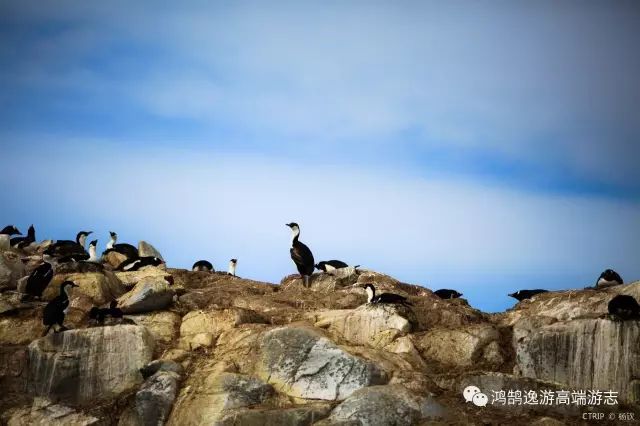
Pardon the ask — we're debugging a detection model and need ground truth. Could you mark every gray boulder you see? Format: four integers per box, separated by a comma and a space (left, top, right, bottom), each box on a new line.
135, 371, 180, 426
28, 325, 155, 406
118, 279, 174, 314
138, 241, 164, 261
140, 359, 184, 379
3, 397, 99, 425
326, 385, 445, 426
257, 326, 386, 401
0, 251, 26, 291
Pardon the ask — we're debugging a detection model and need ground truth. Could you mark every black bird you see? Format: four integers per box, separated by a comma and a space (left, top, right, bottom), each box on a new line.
103, 231, 139, 259
192, 260, 214, 272
597, 269, 623, 288
10, 224, 35, 249
434, 289, 463, 299
608, 295, 640, 320
508, 289, 549, 302
22, 260, 54, 301
286, 222, 315, 288
363, 283, 413, 306
228, 258, 238, 276
315, 260, 360, 272
89, 300, 124, 324
45, 231, 92, 260
117, 256, 164, 271
0, 225, 21, 250
42, 281, 78, 335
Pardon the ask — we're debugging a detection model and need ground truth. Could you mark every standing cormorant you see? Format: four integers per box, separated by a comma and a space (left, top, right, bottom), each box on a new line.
362, 283, 412, 306
42, 281, 78, 335
22, 258, 55, 301
228, 259, 237, 276
286, 223, 315, 288
103, 231, 139, 259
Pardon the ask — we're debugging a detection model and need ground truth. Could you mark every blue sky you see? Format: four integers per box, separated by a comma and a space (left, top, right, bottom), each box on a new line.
1, 1, 639, 312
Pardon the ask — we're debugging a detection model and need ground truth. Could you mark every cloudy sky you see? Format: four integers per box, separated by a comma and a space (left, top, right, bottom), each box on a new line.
1, 1, 639, 311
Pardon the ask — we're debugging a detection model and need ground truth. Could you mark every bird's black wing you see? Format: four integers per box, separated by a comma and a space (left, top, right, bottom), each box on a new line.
291, 241, 314, 275
105, 243, 139, 259
327, 260, 349, 268
379, 292, 413, 306
26, 263, 53, 294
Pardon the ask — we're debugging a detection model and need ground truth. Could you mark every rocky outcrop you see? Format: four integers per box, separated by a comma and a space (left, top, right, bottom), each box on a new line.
168, 372, 274, 425
324, 385, 445, 425
257, 326, 386, 401
44, 272, 127, 305
178, 308, 266, 350
28, 325, 154, 406
3, 397, 99, 426
135, 371, 180, 426
118, 279, 174, 314
126, 311, 181, 344
0, 251, 26, 291
137, 241, 164, 261
216, 403, 332, 425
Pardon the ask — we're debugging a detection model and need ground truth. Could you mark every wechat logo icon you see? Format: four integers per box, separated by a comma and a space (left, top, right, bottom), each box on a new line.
463, 385, 489, 407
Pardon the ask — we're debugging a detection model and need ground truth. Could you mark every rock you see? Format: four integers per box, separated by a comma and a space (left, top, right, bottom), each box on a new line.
115, 267, 172, 288
0, 251, 26, 291
515, 318, 640, 404
414, 324, 502, 367
44, 272, 127, 305
55, 262, 105, 274
178, 308, 266, 350
138, 241, 164, 261
326, 385, 445, 425
28, 325, 154, 406
3, 397, 99, 426
0, 316, 43, 345
280, 268, 359, 292
118, 279, 174, 314
216, 403, 332, 426
140, 359, 184, 379
168, 372, 274, 425
126, 311, 181, 344
135, 371, 180, 426
103, 251, 128, 269
257, 326, 386, 401
312, 304, 412, 346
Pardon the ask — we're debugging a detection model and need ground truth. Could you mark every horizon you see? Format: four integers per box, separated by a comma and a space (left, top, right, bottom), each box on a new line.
1, 1, 639, 312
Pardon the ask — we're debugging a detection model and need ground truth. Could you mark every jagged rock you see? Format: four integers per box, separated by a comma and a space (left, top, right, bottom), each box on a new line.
311, 304, 411, 346
55, 262, 104, 274
115, 267, 172, 288
44, 272, 127, 305
0, 251, 26, 291
135, 371, 180, 426
168, 372, 274, 425
216, 403, 332, 425
3, 397, 99, 426
257, 326, 386, 401
138, 241, 164, 261
103, 251, 128, 269
140, 359, 183, 379
118, 279, 174, 314
0, 316, 43, 345
281, 268, 360, 292
28, 325, 154, 405
414, 324, 502, 367
126, 311, 181, 344
325, 385, 445, 425
178, 308, 266, 350
515, 318, 640, 404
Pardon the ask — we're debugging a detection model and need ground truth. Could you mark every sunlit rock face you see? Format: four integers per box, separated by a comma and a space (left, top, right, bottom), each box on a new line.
28, 325, 154, 406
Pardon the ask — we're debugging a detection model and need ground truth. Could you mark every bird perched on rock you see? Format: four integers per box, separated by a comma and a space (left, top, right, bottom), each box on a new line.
22, 257, 55, 301
117, 256, 164, 271
286, 222, 315, 288
608, 295, 640, 320
315, 260, 359, 272
45, 231, 92, 261
363, 283, 413, 306
103, 231, 139, 259
596, 269, 623, 288
192, 260, 214, 272
434, 289, 463, 299
89, 300, 124, 324
228, 258, 238, 276
42, 281, 78, 335
10, 224, 35, 249
0, 225, 21, 250
508, 289, 548, 301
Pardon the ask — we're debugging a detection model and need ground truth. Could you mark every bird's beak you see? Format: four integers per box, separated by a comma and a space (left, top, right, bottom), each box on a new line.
71, 283, 79, 288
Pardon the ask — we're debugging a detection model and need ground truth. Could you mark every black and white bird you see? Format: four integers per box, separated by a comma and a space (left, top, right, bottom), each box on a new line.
117, 256, 164, 271
315, 260, 359, 272
45, 230, 92, 261
508, 289, 548, 302
89, 300, 124, 324
228, 258, 238, 276
596, 269, 623, 288
286, 222, 315, 288
192, 260, 214, 272
434, 289, 463, 299
42, 281, 78, 335
10, 224, 35, 249
22, 258, 55, 301
608, 295, 640, 320
363, 283, 413, 306
0, 225, 21, 250
85, 240, 100, 263
103, 231, 139, 259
